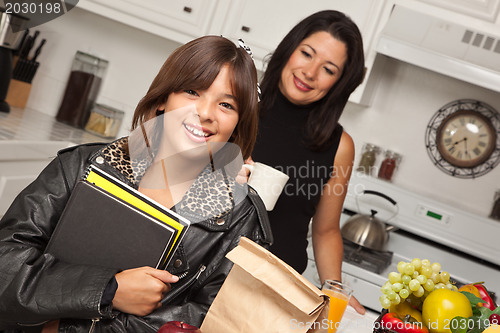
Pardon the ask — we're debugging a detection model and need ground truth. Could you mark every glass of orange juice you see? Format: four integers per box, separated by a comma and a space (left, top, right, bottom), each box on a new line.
321, 280, 353, 333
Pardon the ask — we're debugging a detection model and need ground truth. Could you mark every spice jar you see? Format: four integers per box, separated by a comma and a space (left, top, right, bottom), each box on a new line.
85, 104, 124, 138
378, 150, 402, 181
357, 143, 380, 175
490, 190, 500, 221
56, 51, 108, 128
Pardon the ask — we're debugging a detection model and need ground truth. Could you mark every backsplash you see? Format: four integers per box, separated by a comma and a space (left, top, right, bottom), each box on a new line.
20, 6, 500, 218
24, 7, 182, 138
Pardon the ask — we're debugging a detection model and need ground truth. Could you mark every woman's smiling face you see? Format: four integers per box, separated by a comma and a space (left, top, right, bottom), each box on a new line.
159, 65, 239, 158
279, 31, 347, 105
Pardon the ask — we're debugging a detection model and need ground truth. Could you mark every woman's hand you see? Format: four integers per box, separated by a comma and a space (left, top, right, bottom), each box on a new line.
113, 267, 179, 316
236, 157, 254, 184
349, 295, 366, 314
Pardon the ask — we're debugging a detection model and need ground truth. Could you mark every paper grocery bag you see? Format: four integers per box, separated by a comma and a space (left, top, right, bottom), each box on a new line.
201, 237, 329, 333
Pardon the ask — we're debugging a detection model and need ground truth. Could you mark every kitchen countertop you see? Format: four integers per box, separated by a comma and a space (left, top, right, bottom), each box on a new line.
0, 107, 111, 144
335, 306, 380, 333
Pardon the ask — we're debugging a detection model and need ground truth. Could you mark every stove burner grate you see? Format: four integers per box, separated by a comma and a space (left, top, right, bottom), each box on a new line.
342, 238, 393, 274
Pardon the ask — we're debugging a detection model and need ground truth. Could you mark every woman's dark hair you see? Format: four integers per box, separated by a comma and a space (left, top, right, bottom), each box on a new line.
260, 10, 365, 151
132, 36, 259, 159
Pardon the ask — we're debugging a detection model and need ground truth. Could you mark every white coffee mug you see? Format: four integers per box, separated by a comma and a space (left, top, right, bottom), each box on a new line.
243, 162, 289, 211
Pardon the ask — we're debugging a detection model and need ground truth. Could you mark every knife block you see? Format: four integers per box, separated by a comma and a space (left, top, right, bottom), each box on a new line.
6, 79, 32, 108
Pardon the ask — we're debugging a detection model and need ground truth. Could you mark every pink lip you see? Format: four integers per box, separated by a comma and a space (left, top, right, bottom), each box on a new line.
183, 123, 213, 143
293, 75, 313, 92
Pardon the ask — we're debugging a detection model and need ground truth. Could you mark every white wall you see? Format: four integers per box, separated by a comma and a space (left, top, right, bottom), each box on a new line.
25, 7, 500, 218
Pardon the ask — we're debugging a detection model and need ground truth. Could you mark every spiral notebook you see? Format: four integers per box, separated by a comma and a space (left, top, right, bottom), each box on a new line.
45, 166, 190, 270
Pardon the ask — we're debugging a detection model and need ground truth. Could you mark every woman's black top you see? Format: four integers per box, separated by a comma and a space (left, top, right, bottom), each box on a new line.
252, 92, 343, 273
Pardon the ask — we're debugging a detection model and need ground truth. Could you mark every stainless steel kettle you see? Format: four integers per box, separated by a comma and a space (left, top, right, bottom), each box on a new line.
341, 190, 398, 251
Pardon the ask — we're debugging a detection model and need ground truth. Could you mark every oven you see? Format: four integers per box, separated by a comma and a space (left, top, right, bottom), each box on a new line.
302, 172, 500, 331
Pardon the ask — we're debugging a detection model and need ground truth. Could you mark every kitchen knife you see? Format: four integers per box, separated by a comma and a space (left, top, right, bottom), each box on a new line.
31, 39, 45, 62
27, 31, 40, 58
18, 35, 32, 59
13, 29, 30, 56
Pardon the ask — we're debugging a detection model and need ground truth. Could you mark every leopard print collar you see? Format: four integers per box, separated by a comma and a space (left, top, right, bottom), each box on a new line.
100, 137, 236, 221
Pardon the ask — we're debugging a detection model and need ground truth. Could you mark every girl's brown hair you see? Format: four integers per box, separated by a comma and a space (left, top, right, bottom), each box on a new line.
131, 36, 259, 159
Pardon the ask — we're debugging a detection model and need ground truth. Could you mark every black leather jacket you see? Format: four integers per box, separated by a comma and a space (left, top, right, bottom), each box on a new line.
0, 141, 272, 333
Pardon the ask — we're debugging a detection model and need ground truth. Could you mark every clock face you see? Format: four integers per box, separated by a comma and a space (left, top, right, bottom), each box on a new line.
425, 99, 500, 179
436, 110, 496, 168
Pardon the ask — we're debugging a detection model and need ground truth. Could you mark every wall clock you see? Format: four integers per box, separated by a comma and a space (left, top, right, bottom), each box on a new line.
425, 99, 500, 179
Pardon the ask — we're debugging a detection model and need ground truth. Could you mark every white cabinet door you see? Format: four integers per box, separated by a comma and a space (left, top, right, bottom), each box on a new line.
80, 0, 220, 44
219, 0, 382, 70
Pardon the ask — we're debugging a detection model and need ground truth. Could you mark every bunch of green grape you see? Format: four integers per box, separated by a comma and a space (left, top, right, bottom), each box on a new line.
379, 258, 458, 309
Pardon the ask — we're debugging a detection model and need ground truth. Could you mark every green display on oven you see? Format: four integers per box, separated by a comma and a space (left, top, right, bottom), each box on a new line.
426, 211, 442, 220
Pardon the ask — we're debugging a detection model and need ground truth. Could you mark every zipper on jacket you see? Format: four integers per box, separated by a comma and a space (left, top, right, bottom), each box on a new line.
89, 318, 99, 333
161, 264, 206, 304
194, 264, 206, 279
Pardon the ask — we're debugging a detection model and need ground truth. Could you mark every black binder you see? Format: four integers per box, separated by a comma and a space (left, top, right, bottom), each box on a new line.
45, 167, 190, 270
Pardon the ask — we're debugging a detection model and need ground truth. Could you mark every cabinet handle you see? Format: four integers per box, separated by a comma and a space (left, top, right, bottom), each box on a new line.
183, 6, 192, 13
241, 26, 250, 32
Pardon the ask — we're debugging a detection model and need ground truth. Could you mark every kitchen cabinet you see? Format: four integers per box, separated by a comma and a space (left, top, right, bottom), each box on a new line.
78, 0, 387, 105
218, 0, 383, 67
79, 0, 384, 65
418, 0, 500, 22
0, 141, 73, 217
386, 0, 500, 31
78, 0, 227, 45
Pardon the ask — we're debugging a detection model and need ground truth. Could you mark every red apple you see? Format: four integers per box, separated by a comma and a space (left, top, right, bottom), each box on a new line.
157, 321, 202, 333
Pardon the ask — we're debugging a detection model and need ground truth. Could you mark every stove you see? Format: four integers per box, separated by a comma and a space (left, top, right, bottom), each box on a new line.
342, 238, 393, 274
302, 172, 500, 318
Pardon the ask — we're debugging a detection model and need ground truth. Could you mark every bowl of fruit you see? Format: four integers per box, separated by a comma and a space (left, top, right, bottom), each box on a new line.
374, 258, 499, 333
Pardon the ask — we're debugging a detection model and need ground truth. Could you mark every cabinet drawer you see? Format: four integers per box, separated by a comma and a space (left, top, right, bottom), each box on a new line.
86, 0, 218, 40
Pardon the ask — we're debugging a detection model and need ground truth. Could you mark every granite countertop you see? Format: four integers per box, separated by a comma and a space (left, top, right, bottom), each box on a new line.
0, 107, 110, 144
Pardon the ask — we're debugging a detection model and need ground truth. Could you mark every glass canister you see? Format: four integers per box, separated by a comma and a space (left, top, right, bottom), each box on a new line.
357, 143, 381, 175
84, 104, 124, 139
56, 51, 108, 128
378, 150, 402, 181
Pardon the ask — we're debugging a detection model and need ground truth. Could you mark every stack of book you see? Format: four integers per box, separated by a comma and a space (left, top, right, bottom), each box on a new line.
45, 165, 190, 270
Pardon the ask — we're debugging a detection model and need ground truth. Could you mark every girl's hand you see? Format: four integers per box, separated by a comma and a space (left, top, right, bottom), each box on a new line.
113, 267, 179, 316
236, 157, 254, 184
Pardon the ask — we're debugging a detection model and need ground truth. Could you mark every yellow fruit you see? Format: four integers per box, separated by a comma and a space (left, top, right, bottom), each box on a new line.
390, 301, 424, 323
484, 325, 500, 332
422, 289, 473, 333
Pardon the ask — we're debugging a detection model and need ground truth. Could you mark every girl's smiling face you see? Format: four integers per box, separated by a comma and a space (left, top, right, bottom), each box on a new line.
279, 31, 347, 105
159, 65, 239, 158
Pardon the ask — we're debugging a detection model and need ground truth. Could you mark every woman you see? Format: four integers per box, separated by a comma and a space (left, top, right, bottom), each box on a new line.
250, 10, 366, 313
0, 36, 272, 332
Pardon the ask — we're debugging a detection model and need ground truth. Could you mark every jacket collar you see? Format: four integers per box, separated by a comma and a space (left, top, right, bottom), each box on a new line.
96, 137, 240, 223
